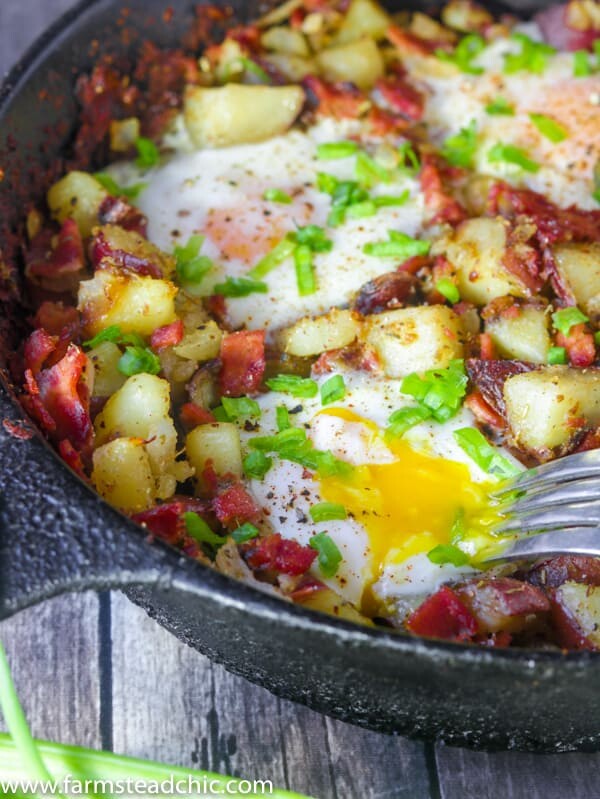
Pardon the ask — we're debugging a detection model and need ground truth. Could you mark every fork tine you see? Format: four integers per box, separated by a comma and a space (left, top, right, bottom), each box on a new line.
497, 477, 600, 515
482, 526, 600, 563
492, 449, 600, 498
493, 501, 600, 535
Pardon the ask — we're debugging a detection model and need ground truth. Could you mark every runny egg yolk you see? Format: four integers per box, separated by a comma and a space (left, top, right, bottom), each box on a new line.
317, 409, 501, 581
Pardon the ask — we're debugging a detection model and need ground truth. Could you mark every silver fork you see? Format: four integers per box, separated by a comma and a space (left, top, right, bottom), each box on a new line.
483, 449, 600, 563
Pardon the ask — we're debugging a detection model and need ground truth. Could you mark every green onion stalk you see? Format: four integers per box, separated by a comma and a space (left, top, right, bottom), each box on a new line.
0, 642, 313, 799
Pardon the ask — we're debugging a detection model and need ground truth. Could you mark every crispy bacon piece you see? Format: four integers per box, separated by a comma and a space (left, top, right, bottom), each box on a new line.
456, 578, 550, 635
556, 324, 596, 368
58, 438, 88, 479
25, 343, 93, 453
25, 219, 85, 281
353, 271, 418, 315
312, 342, 379, 375
548, 588, 596, 650
134, 42, 200, 138
573, 428, 600, 453
244, 533, 317, 576
420, 154, 467, 226
375, 73, 424, 121
465, 391, 506, 430
479, 332, 496, 360
366, 106, 409, 136
132, 497, 214, 559
289, 577, 328, 603
386, 24, 435, 56
466, 358, 536, 418
501, 224, 544, 294
213, 482, 260, 526
302, 76, 369, 119
150, 320, 184, 351
180, 403, 216, 428
98, 195, 148, 237
526, 556, 600, 589
33, 301, 80, 338
90, 228, 162, 277
406, 586, 478, 642
219, 329, 266, 397
489, 182, 600, 246
24, 328, 58, 375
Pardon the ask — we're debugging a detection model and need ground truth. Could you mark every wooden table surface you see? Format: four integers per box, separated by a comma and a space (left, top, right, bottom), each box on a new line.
2, 3, 600, 797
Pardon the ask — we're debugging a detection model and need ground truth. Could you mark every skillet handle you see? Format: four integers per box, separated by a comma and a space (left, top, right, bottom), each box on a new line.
0, 385, 185, 620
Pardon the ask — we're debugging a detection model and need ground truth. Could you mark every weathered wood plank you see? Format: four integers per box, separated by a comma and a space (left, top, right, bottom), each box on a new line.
0, 593, 102, 748
435, 744, 600, 799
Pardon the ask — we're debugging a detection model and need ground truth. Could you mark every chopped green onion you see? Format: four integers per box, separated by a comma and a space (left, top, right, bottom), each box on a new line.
118, 345, 161, 376
184, 511, 225, 549
243, 450, 273, 479
232, 522, 260, 543
436, 278, 460, 304
487, 143, 540, 173
309, 532, 343, 577
435, 33, 486, 74
83, 324, 123, 348
249, 426, 352, 478
276, 405, 291, 431
363, 230, 431, 259
427, 543, 469, 567
386, 405, 432, 439
226, 56, 271, 83
573, 50, 591, 77
320, 374, 346, 405
552, 306, 589, 336
374, 191, 410, 207
134, 136, 159, 168
290, 224, 333, 253
401, 359, 468, 423
316, 140, 359, 159
263, 188, 292, 204
453, 427, 520, 479
221, 395, 261, 420
397, 142, 420, 175
548, 346, 567, 365
529, 113, 568, 143
441, 120, 478, 169
249, 237, 297, 279
213, 276, 268, 297
595, 330, 600, 346
94, 172, 147, 201
294, 244, 317, 296
310, 502, 347, 522
212, 405, 230, 422
355, 150, 391, 187
266, 374, 319, 398
503, 33, 556, 75
345, 200, 377, 219
485, 96, 515, 116
316, 172, 340, 195
174, 234, 213, 285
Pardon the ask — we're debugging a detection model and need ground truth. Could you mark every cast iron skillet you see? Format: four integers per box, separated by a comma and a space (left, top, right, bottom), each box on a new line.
1, 0, 598, 754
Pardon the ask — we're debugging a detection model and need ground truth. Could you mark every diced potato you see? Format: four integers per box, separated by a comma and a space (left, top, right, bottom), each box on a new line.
280, 309, 360, 357
296, 587, 373, 625
316, 37, 384, 90
261, 26, 310, 56
553, 581, 600, 650
184, 84, 305, 148
365, 305, 464, 377
158, 349, 198, 403
47, 171, 108, 237
409, 12, 456, 42
78, 269, 177, 338
176, 292, 211, 330
553, 243, 600, 320
257, 0, 302, 28
109, 117, 141, 152
485, 306, 551, 364
504, 366, 600, 456
442, 0, 493, 32
94, 374, 179, 499
263, 53, 318, 81
186, 423, 243, 486
333, 0, 391, 44
440, 218, 530, 306
92, 437, 155, 513
95, 224, 176, 279
88, 340, 127, 397
173, 321, 223, 361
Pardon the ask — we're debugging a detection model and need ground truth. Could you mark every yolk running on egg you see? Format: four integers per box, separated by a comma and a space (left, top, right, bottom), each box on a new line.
317, 409, 501, 583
